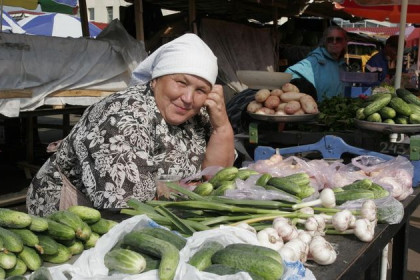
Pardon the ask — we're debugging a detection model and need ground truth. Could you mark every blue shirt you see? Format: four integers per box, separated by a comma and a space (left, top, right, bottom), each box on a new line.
365, 50, 388, 86
285, 47, 348, 101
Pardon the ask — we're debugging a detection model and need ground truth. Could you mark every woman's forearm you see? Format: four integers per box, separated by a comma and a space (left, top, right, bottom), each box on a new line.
202, 124, 235, 169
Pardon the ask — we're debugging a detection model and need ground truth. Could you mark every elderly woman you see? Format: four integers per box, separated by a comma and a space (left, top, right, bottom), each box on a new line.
285, 26, 349, 101
26, 34, 235, 216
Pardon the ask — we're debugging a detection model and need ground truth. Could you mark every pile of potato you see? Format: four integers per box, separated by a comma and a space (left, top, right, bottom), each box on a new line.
246, 83, 319, 116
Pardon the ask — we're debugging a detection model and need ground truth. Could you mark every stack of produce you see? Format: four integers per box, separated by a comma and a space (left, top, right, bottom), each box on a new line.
246, 83, 319, 116
122, 166, 392, 270
0, 206, 116, 279
104, 226, 284, 280
355, 88, 420, 124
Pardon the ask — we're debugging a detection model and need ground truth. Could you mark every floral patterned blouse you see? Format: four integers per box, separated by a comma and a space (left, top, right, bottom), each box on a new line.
26, 84, 212, 216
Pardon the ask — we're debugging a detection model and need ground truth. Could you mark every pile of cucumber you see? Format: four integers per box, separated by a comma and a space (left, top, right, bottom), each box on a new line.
355, 88, 420, 124
0, 206, 117, 279
193, 166, 315, 201
106, 227, 283, 280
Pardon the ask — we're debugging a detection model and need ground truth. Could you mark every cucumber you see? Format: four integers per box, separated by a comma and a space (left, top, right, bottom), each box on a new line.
234, 169, 259, 180
143, 256, 161, 272
409, 113, 420, 124
29, 216, 48, 233
17, 246, 42, 271
256, 173, 272, 187
46, 219, 75, 241
296, 184, 315, 199
5, 258, 27, 277
379, 106, 396, 119
366, 112, 382, 122
188, 241, 224, 271
389, 97, 412, 116
48, 211, 84, 237
138, 228, 186, 250
4, 276, 26, 280
0, 209, 31, 229
29, 267, 53, 280
41, 243, 72, 264
89, 218, 117, 235
67, 206, 101, 224
342, 180, 389, 199
193, 182, 214, 196
223, 243, 282, 264
355, 107, 365, 120
0, 227, 23, 253
36, 235, 59, 255
210, 181, 235, 196
383, 118, 395, 124
78, 222, 92, 241
396, 88, 420, 106
282, 172, 310, 187
8, 229, 42, 253
123, 231, 179, 280
267, 177, 301, 195
208, 167, 239, 187
395, 116, 408, 124
363, 93, 391, 116
0, 251, 17, 269
204, 264, 265, 280
83, 232, 99, 249
104, 248, 146, 274
66, 241, 84, 255
408, 103, 420, 115
211, 247, 283, 280
335, 189, 375, 205
0, 267, 4, 279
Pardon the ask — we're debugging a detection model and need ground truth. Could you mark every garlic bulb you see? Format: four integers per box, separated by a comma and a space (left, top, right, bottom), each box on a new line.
257, 227, 283, 251
309, 236, 337, 265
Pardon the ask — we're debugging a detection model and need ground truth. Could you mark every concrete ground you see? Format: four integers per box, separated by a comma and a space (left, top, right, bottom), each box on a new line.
0, 114, 419, 279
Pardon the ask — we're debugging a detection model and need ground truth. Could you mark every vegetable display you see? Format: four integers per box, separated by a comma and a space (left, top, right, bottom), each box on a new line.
355, 88, 420, 124
246, 83, 319, 116
0, 207, 116, 279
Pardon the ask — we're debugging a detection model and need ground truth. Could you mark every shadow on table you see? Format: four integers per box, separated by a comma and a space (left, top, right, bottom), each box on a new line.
409, 225, 420, 254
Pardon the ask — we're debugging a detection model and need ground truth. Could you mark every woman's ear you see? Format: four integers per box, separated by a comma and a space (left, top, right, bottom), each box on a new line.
150, 79, 157, 90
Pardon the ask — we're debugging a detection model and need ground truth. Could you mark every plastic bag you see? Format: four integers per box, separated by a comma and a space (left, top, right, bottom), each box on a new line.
338, 195, 404, 224
27, 215, 316, 280
351, 155, 414, 201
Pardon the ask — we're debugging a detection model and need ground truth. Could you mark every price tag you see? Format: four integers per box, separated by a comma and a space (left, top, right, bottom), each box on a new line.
379, 141, 410, 156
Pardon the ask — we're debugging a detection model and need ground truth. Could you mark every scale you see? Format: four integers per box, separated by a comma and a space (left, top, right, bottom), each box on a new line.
340, 71, 379, 98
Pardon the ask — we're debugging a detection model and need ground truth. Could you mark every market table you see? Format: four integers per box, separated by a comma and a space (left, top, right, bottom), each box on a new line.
311, 187, 420, 280
100, 188, 420, 280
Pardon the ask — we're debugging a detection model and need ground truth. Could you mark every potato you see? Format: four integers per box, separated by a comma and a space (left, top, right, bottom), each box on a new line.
276, 102, 287, 111
280, 92, 305, 102
274, 110, 287, 116
282, 83, 300, 93
255, 107, 275, 115
270, 89, 284, 97
300, 95, 319, 114
255, 89, 271, 103
293, 109, 305, 115
284, 100, 301, 115
264, 95, 281, 109
247, 100, 263, 113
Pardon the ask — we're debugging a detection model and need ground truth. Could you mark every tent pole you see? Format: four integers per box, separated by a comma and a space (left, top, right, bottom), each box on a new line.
134, 0, 144, 41
394, 0, 408, 89
79, 0, 89, 37
1, 0, 4, 33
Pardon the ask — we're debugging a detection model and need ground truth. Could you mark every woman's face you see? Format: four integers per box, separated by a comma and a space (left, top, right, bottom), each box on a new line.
325, 30, 347, 60
151, 74, 212, 125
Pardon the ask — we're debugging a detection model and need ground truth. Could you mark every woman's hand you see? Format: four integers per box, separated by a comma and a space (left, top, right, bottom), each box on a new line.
204, 84, 230, 130
202, 84, 235, 168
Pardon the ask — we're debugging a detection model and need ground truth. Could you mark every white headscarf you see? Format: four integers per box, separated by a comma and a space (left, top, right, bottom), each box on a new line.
130, 33, 218, 86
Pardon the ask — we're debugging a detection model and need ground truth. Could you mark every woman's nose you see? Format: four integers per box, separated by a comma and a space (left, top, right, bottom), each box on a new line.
181, 88, 194, 103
